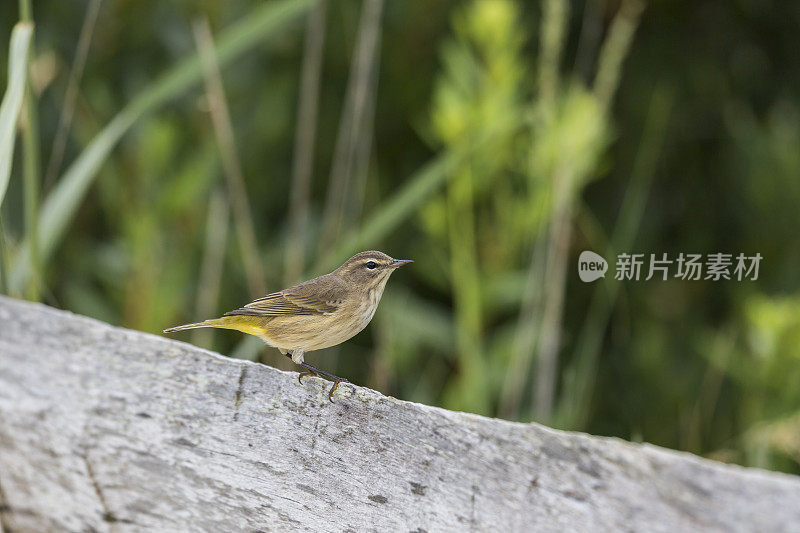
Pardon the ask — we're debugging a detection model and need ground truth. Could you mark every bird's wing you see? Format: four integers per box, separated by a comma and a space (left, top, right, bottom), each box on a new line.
224, 276, 342, 317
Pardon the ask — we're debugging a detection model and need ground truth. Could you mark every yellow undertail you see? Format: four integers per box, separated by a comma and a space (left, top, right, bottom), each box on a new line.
163, 316, 266, 337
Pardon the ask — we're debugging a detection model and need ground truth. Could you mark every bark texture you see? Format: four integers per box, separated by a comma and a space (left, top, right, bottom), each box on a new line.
0, 296, 799, 532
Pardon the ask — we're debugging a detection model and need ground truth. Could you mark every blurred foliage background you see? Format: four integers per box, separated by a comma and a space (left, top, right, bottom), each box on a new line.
1, 0, 799, 475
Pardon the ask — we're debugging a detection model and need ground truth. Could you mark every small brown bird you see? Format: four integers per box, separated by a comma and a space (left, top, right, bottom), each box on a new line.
164, 250, 412, 399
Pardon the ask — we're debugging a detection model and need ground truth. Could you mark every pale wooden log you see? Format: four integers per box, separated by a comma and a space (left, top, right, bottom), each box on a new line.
0, 296, 798, 532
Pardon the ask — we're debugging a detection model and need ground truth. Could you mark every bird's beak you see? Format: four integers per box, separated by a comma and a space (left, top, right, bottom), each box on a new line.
390, 259, 413, 269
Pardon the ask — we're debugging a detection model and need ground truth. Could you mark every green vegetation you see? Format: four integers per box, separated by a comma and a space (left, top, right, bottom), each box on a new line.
1, 0, 798, 474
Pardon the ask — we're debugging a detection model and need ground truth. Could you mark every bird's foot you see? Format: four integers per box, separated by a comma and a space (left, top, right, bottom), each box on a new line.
292, 360, 350, 402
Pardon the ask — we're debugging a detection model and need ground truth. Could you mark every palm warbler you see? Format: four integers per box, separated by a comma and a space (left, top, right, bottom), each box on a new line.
164, 250, 411, 399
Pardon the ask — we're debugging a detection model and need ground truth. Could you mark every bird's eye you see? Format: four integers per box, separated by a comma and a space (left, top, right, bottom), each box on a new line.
365, 261, 377, 269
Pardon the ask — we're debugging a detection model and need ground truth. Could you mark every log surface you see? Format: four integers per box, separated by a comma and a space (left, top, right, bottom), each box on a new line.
0, 296, 799, 532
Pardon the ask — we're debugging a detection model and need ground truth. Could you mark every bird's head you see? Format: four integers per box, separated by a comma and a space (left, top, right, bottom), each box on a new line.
335, 250, 412, 291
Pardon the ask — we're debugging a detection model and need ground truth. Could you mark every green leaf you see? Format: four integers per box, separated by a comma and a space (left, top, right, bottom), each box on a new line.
0, 23, 34, 206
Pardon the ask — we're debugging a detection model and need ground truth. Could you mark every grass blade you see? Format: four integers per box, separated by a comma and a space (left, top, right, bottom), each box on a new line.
192, 189, 230, 349
9, 0, 318, 292
538, 0, 568, 106
193, 17, 266, 298
319, 0, 384, 253
556, 87, 672, 429
43, 0, 103, 190
315, 110, 525, 274
19, 0, 43, 301
593, 0, 645, 110
284, 0, 328, 285
0, 22, 34, 207
498, 197, 550, 418
316, 148, 460, 273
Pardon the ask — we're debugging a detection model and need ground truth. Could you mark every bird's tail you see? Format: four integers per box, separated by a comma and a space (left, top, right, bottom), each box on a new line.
163, 318, 227, 333
163, 316, 267, 337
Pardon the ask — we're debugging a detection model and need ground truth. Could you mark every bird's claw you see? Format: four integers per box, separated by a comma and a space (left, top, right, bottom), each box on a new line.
289, 357, 349, 402
326, 378, 349, 402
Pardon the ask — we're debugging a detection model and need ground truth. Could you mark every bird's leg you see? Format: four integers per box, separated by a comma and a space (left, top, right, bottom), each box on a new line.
285, 351, 349, 401
287, 349, 316, 386
290, 348, 305, 365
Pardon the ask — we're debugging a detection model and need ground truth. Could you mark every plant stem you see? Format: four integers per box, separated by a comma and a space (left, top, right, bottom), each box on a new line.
533, 164, 573, 422
446, 162, 488, 414
19, 0, 41, 301
192, 189, 230, 350
43, 0, 102, 191
193, 18, 266, 298
0, 216, 8, 294
556, 87, 671, 429
284, 0, 328, 286
318, 0, 384, 254
498, 193, 550, 418
593, 0, 645, 110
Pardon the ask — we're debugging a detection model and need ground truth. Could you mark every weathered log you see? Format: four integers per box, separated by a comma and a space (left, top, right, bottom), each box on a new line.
0, 295, 798, 532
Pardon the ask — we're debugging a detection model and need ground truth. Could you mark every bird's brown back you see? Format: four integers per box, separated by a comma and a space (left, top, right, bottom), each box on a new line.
224, 272, 350, 318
